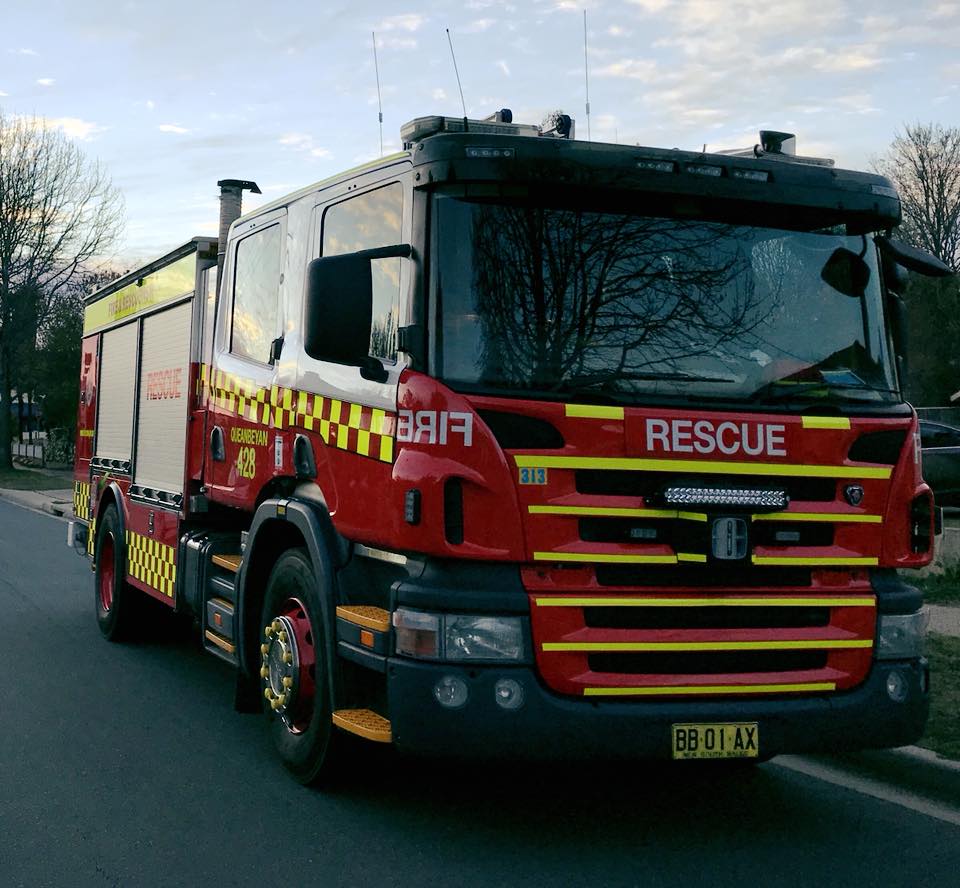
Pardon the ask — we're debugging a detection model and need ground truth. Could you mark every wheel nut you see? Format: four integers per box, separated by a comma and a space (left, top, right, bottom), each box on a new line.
278, 630, 288, 643
272, 620, 282, 631
265, 626, 274, 637
264, 688, 274, 700
260, 643, 270, 655
270, 698, 282, 710
282, 677, 293, 689
283, 652, 293, 664
260, 666, 269, 679
276, 694, 286, 706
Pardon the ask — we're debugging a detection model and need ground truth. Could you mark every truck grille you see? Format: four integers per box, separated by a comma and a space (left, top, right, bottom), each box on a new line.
588, 650, 828, 675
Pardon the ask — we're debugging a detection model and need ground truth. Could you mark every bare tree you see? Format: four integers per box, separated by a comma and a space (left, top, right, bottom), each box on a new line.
0, 111, 123, 468
875, 123, 960, 271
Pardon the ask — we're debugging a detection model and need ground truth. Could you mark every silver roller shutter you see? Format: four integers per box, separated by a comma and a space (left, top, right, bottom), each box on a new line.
134, 301, 192, 494
95, 322, 138, 461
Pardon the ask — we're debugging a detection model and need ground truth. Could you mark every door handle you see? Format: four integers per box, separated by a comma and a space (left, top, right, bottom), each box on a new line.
210, 426, 226, 462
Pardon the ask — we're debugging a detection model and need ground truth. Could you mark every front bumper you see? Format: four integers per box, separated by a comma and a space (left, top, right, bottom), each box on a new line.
387, 657, 929, 759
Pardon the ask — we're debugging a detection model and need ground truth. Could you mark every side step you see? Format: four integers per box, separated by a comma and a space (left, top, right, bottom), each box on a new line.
212, 553, 242, 573
332, 709, 392, 743
336, 606, 390, 672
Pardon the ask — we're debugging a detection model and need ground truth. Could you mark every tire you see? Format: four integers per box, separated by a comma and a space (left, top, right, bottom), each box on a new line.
259, 548, 348, 785
94, 504, 136, 641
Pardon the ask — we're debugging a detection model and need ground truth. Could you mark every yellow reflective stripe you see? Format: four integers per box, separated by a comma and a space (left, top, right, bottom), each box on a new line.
584, 682, 837, 697
802, 416, 851, 430
527, 505, 707, 522
533, 552, 678, 564
752, 512, 882, 523
676, 552, 708, 563
543, 639, 873, 652
752, 555, 879, 566
513, 454, 891, 479
565, 404, 625, 420
533, 596, 876, 607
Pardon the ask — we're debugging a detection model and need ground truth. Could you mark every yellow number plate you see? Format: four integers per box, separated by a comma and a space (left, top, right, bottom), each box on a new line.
671, 723, 759, 760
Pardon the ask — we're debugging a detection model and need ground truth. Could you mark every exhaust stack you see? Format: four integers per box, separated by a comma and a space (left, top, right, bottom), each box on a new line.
216, 178, 261, 287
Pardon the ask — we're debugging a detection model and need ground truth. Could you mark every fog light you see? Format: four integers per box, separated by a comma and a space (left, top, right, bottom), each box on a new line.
494, 678, 525, 711
434, 675, 468, 709
886, 669, 908, 703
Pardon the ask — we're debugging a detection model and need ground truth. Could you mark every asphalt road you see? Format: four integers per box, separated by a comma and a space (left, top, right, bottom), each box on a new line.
2, 500, 959, 888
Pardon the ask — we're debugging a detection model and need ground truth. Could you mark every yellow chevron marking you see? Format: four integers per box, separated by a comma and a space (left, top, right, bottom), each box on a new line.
514, 454, 892, 479
584, 682, 837, 696
544, 640, 872, 652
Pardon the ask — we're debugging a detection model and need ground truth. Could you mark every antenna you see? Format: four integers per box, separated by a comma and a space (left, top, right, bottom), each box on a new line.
583, 9, 591, 141
372, 31, 384, 157
446, 28, 468, 122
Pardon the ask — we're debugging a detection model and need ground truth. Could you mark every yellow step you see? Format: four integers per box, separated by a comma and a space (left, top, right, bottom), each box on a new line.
212, 553, 242, 573
332, 709, 392, 743
336, 605, 390, 632
205, 629, 236, 655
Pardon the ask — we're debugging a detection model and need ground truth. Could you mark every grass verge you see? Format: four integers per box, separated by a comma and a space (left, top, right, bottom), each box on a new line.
0, 469, 73, 491
919, 633, 960, 761
908, 568, 960, 605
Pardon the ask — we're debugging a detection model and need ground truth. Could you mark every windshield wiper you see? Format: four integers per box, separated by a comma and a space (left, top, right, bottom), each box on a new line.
565, 369, 740, 387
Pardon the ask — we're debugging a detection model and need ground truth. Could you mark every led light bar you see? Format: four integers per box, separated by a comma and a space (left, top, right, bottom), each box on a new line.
662, 486, 788, 510
401, 115, 541, 146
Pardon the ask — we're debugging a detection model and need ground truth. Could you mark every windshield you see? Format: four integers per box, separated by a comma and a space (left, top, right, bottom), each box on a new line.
434, 193, 900, 407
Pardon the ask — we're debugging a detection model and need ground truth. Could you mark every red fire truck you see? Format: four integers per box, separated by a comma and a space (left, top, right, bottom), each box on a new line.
69, 112, 950, 783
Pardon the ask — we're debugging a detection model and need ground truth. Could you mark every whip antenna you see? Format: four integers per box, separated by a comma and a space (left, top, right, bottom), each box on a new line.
446, 28, 468, 123
372, 31, 384, 156
583, 9, 591, 141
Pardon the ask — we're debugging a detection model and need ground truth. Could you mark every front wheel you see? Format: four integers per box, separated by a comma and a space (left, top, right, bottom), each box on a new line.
259, 548, 348, 785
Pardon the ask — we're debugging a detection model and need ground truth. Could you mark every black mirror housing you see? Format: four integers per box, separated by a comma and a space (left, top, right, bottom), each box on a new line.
304, 254, 373, 364
821, 247, 871, 298
303, 243, 412, 367
877, 237, 953, 278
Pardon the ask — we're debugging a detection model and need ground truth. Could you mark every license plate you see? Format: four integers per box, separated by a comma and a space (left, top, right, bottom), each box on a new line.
671, 723, 759, 760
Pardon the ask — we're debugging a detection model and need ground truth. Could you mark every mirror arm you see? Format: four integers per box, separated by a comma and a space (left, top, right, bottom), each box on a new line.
359, 356, 389, 384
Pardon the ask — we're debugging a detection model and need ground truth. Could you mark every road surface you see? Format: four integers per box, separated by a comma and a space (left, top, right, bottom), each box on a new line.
1, 500, 958, 887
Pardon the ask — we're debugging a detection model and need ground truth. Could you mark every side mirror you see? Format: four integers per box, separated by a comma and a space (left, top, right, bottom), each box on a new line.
821, 247, 870, 298
304, 243, 411, 367
877, 237, 953, 278
888, 291, 909, 381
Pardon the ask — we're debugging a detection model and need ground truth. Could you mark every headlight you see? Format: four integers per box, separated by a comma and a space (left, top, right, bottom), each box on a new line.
876, 610, 929, 659
445, 615, 524, 661
393, 608, 527, 662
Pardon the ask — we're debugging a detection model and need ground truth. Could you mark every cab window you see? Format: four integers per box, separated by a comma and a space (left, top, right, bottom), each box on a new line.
231, 224, 281, 364
322, 183, 403, 360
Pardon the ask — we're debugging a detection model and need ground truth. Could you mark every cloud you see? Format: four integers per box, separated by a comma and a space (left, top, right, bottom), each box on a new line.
279, 132, 332, 160
465, 18, 496, 32
146, 100, 155, 111
377, 14, 425, 32
158, 123, 189, 134
628, 0, 672, 11
48, 117, 108, 141
594, 58, 658, 82
497, 59, 510, 76
432, 87, 447, 100
36, 78, 55, 87
9, 48, 38, 56
0, 91, 7, 97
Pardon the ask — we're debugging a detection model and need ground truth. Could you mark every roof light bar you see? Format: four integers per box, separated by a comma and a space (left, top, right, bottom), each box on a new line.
661, 487, 789, 510
401, 114, 541, 147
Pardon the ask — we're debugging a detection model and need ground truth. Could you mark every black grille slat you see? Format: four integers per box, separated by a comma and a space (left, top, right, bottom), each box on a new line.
588, 650, 828, 675
595, 564, 812, 587
584, 606, 830, 630
576, 471, 836, 502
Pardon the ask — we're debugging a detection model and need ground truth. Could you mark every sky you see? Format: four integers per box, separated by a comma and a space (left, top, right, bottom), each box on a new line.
1, 0, 958, 268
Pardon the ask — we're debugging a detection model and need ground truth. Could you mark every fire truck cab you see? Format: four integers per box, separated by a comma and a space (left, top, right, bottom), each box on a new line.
70, 112, 946, 783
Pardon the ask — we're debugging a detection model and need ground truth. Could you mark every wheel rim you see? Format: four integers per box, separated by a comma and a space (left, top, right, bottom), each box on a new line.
261, 597, 317, 734
99, 534, 115, 613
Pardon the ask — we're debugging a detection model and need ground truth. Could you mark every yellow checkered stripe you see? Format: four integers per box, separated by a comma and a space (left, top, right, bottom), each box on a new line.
203, 365, 395, 464
126, 530, 176, 598
87, 517, 96, 556
74, 481, 91, 520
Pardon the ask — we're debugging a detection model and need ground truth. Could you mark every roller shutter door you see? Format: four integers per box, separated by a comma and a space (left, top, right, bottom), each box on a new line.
135, 301, 192, 494
95, 323, 138, 462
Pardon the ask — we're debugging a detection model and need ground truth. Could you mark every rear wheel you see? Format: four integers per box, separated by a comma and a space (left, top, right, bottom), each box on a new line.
95, 505, 136, 641
259, 548, 348, 785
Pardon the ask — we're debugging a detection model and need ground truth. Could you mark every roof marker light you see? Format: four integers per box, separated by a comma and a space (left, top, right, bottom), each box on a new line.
732, 168, 770, 182
637, 159, 676, 173
687, 164, 723, 178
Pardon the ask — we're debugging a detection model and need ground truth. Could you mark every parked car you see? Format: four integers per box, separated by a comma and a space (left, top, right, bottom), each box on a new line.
919, 419, 960, 507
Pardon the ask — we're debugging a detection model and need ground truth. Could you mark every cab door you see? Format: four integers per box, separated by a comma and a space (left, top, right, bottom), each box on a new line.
206, 208, 286, 506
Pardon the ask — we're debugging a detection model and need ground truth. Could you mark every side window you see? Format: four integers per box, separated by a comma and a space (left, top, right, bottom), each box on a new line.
322, 183, 403, 361
231, 224, 282, 364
